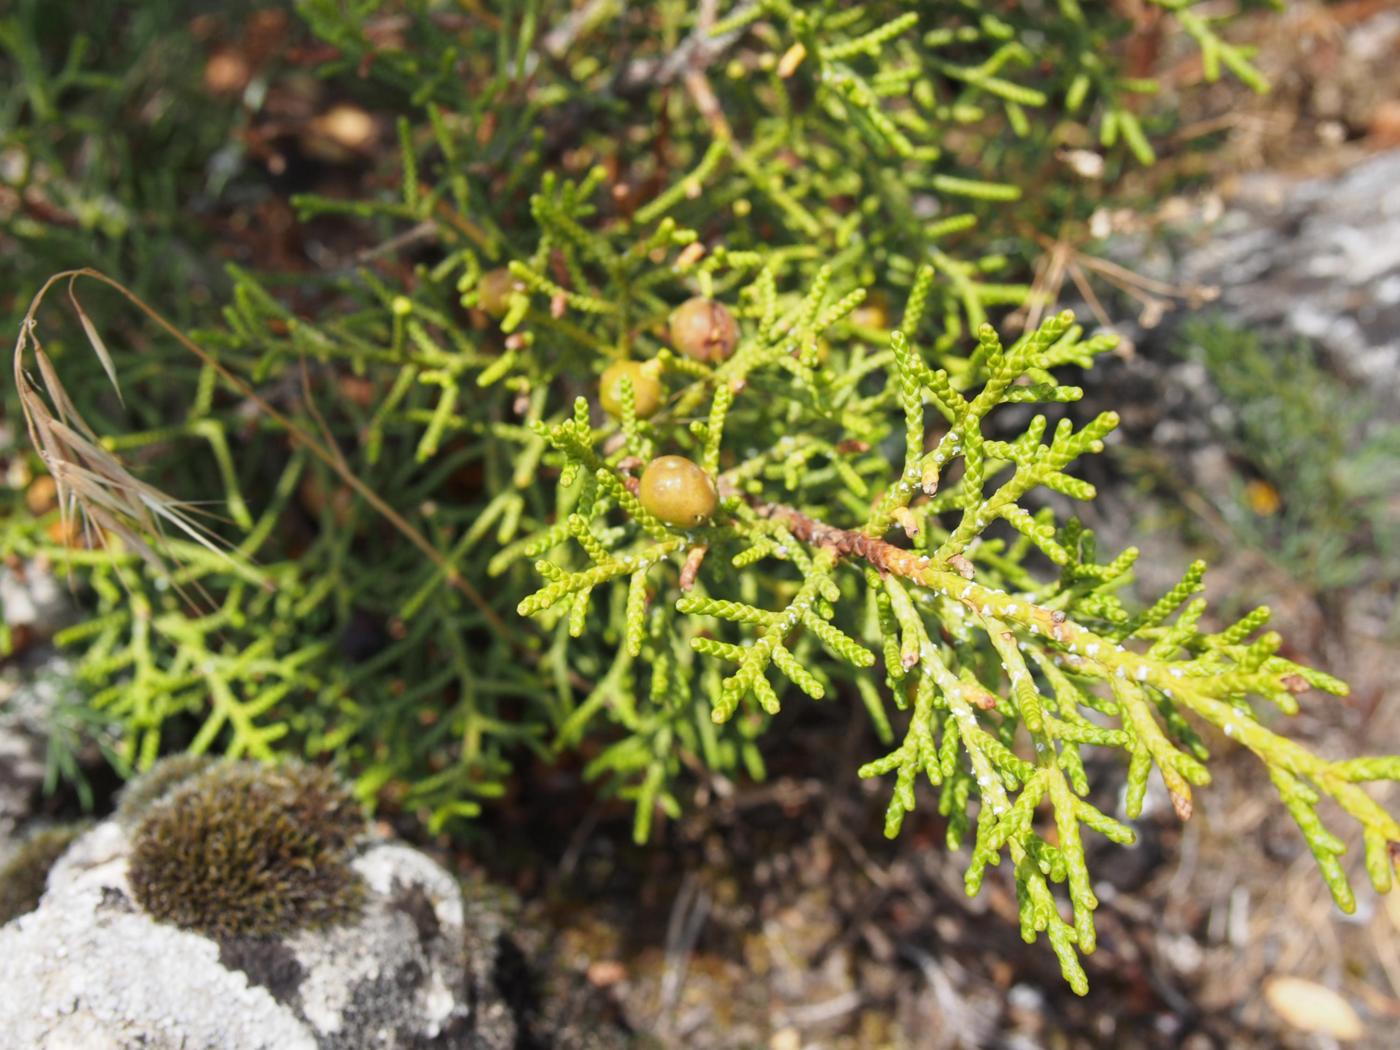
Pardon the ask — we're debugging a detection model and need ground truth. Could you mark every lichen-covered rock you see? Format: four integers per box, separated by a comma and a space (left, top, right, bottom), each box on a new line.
1099, 148, 1400, 421
0, 819, 489, 1049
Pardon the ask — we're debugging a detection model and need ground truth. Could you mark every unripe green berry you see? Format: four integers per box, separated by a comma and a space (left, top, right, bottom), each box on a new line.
668, 297, 739, 362
851, 291, 891, 331
599, 360, 664, 419
477, 267, 519, 317
639, 455, 718, 528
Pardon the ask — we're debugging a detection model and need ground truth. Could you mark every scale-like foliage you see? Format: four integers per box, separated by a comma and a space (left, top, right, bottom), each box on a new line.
4, 0, 1394, 993
521, 287, 1399, 992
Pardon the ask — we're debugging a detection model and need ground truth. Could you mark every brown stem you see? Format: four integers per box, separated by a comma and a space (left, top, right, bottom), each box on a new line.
748, 497, 1073, 644
753, 500, 935, 578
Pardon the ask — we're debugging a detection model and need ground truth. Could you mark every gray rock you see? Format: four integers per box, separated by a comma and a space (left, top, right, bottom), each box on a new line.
0, 656, 76, 853
1174, 148, 1400, 402
0, 820, 497, 1049
0, 717, 45, 856
0, 562, 81, 853
0, 562, 72, 637
1084, 150, 1400, 454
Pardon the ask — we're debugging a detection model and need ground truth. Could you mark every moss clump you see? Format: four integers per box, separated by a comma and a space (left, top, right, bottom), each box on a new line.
0, 824, 88, 925
114, 753, 216, 825
127, 761, 366, 939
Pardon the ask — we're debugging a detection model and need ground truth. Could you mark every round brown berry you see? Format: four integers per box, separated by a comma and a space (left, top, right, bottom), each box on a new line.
599, 360, 664, 419
477, 268, 519, 317
668, 297, 739, 362
639, 456, 718, 528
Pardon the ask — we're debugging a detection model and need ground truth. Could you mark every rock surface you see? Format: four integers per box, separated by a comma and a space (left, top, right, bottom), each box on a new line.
0, 705, 45, 855
1094, 147, 1400, 439
0, 657, 82, 850
0, 562, 79, 854
1076, 149, 1400, 560
0, 820, 501, 1049
1174, 149, 1400, 400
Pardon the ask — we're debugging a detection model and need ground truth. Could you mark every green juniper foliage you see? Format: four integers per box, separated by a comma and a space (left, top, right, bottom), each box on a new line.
4, 0, 1398, 992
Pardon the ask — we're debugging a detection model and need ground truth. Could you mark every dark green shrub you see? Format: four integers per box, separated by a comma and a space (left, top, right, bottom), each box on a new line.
0, 0, 266, 333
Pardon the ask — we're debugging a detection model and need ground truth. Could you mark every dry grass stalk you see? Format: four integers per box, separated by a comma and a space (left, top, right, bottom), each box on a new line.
11, 268, 507, 634
14, 274, 227, 577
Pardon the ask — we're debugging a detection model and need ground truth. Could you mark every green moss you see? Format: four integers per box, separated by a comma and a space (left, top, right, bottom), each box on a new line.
0, 824, 88, 925
127, 761, 366, 939
114, 753, 217, 825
